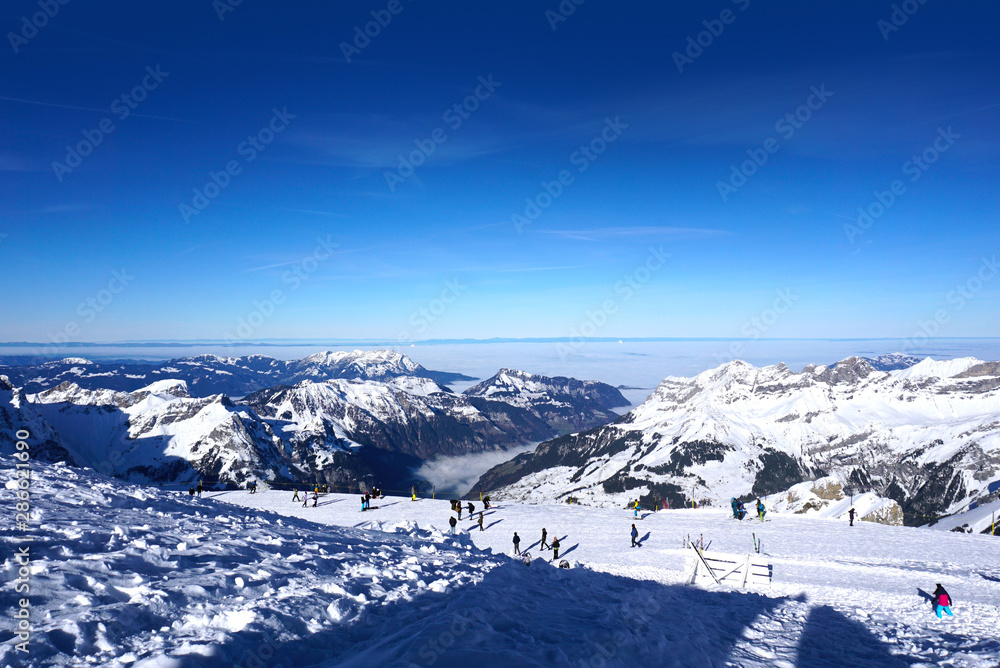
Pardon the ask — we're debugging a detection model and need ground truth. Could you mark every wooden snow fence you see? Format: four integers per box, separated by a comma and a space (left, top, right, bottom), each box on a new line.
683, 545, 772, 589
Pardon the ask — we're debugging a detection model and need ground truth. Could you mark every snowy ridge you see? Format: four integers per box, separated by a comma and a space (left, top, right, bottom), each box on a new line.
475, 356, 1000, 524
5, 458, 999, 667
0, 349, 475, 398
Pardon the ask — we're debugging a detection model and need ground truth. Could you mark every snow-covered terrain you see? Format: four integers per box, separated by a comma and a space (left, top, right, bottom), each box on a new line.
476, 356, 1000, 525
4, 457, 999, 667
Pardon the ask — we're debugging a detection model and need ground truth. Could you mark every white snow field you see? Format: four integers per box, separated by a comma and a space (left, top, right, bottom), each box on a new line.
3, 459, 1000, 668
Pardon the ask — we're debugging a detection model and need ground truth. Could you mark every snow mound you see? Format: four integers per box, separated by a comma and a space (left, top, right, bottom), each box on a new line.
764, 477, 904, 525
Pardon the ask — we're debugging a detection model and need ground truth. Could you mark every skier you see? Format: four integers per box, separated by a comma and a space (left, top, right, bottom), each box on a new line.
312, 491, 318, 507
478, 512, 484, 531
512, 532, 521, 555
540, 528, 549, 550
457, 504, 462, 521
634, 500, 640, 519
467, 502, 475, 515
848, 507, 856, 526
551, 536, 560, 560
630, 524, 640, 548
360, 495, 366, 511
932, 584, 953, 618
731, 497, 740, 519
737, 501, 747, 521
449, 516, 457, 534
197, 481, 204, 497
483, 495, 491, 510
292, 488, 300, 502
756, 498, 766, 521
188, 487, 195, 496
412, 485, 417, 501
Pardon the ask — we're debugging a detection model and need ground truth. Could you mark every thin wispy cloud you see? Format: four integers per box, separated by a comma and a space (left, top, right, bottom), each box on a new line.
538, 227, 729, 242
0, 95, 194, 123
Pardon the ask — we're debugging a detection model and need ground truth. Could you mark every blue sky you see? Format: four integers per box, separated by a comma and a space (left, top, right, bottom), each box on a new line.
2, 0, 999, 343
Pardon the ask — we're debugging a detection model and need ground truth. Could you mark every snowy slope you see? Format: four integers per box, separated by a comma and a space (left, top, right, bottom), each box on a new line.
474, 357, 1000, 524
5, 457, 1000, 667
25, 380, 300, 486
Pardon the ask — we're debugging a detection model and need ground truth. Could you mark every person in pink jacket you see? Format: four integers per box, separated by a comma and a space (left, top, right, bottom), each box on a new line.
932, 583, 953, 618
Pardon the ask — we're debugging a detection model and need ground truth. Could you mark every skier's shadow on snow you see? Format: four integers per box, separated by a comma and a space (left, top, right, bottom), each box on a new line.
796, 605, 913, 667
639, 532, 650, 543
560, 543, 579, 557
485, 519, 503, 530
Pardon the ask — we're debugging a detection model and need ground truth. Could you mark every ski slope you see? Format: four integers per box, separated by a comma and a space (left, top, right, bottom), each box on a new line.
3, 459, 1000, 667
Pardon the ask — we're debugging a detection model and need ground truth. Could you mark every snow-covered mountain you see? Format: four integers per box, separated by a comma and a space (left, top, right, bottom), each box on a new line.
25, 379, 311, 486
0, 376, 74, 465
6, 367, 626, 491
474, 356, 1000, 525
846, 352, 924, 372
0, 349, 475, 398
463, 368, 629, 433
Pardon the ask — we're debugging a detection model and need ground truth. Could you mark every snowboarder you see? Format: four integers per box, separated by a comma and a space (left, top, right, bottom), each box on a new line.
848, 507, 856, 526
197, 481, 204, 497
631, 524, 640, 547
540, 528, 549, 550
188, 487, 195, 496
478, 512, 484, 531
932, 584, 953, 618
512, 532, 521, 555
483, 495, 491, 510
449, 515, 457, 533
551, 536, 560, 560
756, 498, 766, 521
292, 488, 300, 502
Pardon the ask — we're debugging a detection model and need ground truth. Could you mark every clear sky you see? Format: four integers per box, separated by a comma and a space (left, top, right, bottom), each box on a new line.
2, 1, 998, 343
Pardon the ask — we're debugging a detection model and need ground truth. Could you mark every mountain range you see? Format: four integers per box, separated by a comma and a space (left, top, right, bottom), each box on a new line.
473, 355, 1000, 525
0, 351, 627, 492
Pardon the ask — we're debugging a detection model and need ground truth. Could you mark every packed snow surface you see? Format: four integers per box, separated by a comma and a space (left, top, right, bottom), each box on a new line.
3, 459, 1000, 667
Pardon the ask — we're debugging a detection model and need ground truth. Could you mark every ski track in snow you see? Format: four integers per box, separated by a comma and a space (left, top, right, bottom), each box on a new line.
3, 459, 1000, 668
